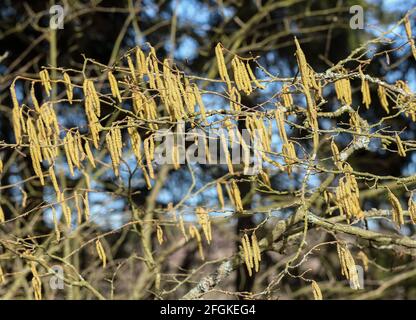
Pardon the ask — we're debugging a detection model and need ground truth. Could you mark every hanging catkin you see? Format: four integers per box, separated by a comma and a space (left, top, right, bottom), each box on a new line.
405, 15, 416, 61
39, 69, 52, 97
294, 38, 319, 154
337, 243, 360, 289
311, 281, 323, 300
408, 194, 416, 224
387, 188, 404, 227
395, 134, 406, 157
96, 239, 107, 268
377, 85, 389, 114
30, 262, 42, 300
108, 71, 122, 103
359, 67, 371, 109
63, 72, 73, 104
11, 82, 22, 144
0, 205, 5, 223
215, 43, 232, 91
196, 207, 212, 244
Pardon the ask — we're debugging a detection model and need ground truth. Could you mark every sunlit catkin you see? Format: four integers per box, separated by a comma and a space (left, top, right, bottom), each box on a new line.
63, 72, 73, 104
95, 239, 107, 268
405, 15, 416, 61
377, 85, 389, 114
408, 195, 416, 224
281, 85, 293, 108
241, 234, 254, 277
337, 243, 360, 289
51, 206, 60, 242
395, 134, 406, 157
388, 188, 404, 227
215, 43, 232, 91
0, 264, 5, 284
196, 207, 212, 244
0, 205, 4, 223
331, 139, 342, 170
156, 224, 164, 245
359, 67, 371, 109
108, 71, 122, 103
31, 262, 42, 300
311, 281, 323, 300
11, 82, 22, 144
39, 69, 52, 97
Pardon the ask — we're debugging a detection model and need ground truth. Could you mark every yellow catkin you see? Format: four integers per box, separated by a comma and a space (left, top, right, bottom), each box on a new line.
335, 165, 363, 220
231, 180, 243, 212
216, 182, 225, 210
136, 47, 147, 78
215, 43, 232, 91
74, 191, 82, 225
58, 191, 72, 229
281, 85, 293, 108
220, 131, 234, 174
388, 188, 404, 227
63, 72, 73, 104
246, 61, 265, 90
178, 214, 188, 241
84, 79, 101, 117
251, 233, 261, 272
11, 82, 22, 144
49, 166, 60, 194
144, 137, 155, 180
127, 55, 137, 82
405, 16, 416, 61
189, 225, 204, 260
331, 139, 343, 170
196, 207, 212, 244
311, 281, 323, 300
282, 142, 297, 175
156, 224, 164, 245
359, 67, 371, 109
83, 192, 90, 221
84, 140, 96, 168
95, 239, 107, 268
231, 57, 252, 95
193, 84, 207, 124
106, 128, 122, 176
20, 187, 27, 208
395, 134, 406, 157
39, 69, 52, 97
357, 251, 369, 272
51, 206, 60, 242
275, 109, 288, 144
408, 196, 416, 224
63, 134, 75, 176
377, 85, 389, 113
241, 234, 253, 276
30, 82, 40, 112
108, 71, 122, 103
0, 265, 5, 284
0, 158, 3, 174
337, 243, 360, 289
0, 205, 5, 223
294, 38, 319, 152
31, 262, 42, 300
